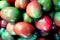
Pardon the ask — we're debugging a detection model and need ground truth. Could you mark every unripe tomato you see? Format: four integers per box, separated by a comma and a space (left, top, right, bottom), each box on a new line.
26, 1, 42, 18
1, 7, 20, 23
15, 0, 29, 9
1, 20, 8, 28
54, 12, 60, 27
37, 0, 51, 11
6, 23, 16, 35
1, 30, 14, 40
35, 16, 52, 32
0, 1, 9, 9
23, 12, 33, 23
53, 0, 60, 11
14, 22, 34, 38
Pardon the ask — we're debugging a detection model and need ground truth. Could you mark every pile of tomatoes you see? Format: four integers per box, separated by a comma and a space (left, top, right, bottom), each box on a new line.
0, 0, 60, 40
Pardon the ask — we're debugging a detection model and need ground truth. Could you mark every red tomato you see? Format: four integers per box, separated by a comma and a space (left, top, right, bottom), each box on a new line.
6, 23, 16, 35
30, 0, 37, 1
14, 22, 34, 38
0, 11, 1, 17
35, 16, 52, 32
37, 37, 46, 40
15, 0, 29, 9
26, 1, 42, 18
0, 38, 2, 40
0, 20, 1, 25
58, 29, 60, 36
6, 0, 15, 4
1, 20, 8, 28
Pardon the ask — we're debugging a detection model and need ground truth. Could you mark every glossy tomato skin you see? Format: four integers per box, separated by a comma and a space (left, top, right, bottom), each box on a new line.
14, 22, 34, 38
35, 16, 52, 32
1, 7, 20, 23
6, 0, 15, 4
54, 12, 60, 27
15, 0, 29, 9
1, 20, 8, 28
6, 23, 16, 35
26, 1, 42, 18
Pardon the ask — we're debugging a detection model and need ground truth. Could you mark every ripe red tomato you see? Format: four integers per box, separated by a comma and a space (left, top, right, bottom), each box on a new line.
1, 20, 8, 28
15, 0, 29, 9
6, 0, 15, 4
14, 22, 34, 38
58, 29, 60, 36
37, 37, 46, 40
0, 20, 1, 25
0, 11, 1, 17
0, 37, 2, 40
26, 1, 42, 18
35, 16, 52, 32
30, 0, 37, 1
6, 23, 16, 35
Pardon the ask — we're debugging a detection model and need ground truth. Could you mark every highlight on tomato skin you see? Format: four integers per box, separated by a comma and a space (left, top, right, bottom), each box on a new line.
26, 1, 42, 18
15, 0, 29, 9
35, 15, 52, 32
14, 22, 34, 38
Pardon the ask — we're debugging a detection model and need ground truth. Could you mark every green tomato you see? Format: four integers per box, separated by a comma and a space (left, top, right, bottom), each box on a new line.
1, 30, 14, 40
1, 7, 21, 23
0, 1, 9, 9
53, 0, 60, 11
37, 0, 51, 11
23, 12, 33, 23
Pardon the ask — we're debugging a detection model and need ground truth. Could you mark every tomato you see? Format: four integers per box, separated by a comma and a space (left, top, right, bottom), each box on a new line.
54, 12, 60, 27
1, 7, 20, 23
0, 1, 9, 9
35, 15, 52, 32
23, 12, 33, 23
6, 23, 16, 35
1, 20, 8, 28
14, 22, 34, 38
15, 0, 29, 9
1, 30, 14, 40
58, 29, 60, 36
0, 37, 2, 40
37, 0, 51, 11
6, 0, 15, 4
30, 0, 37, 1
37, 37, 46, 40
26, 1, 42, 18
